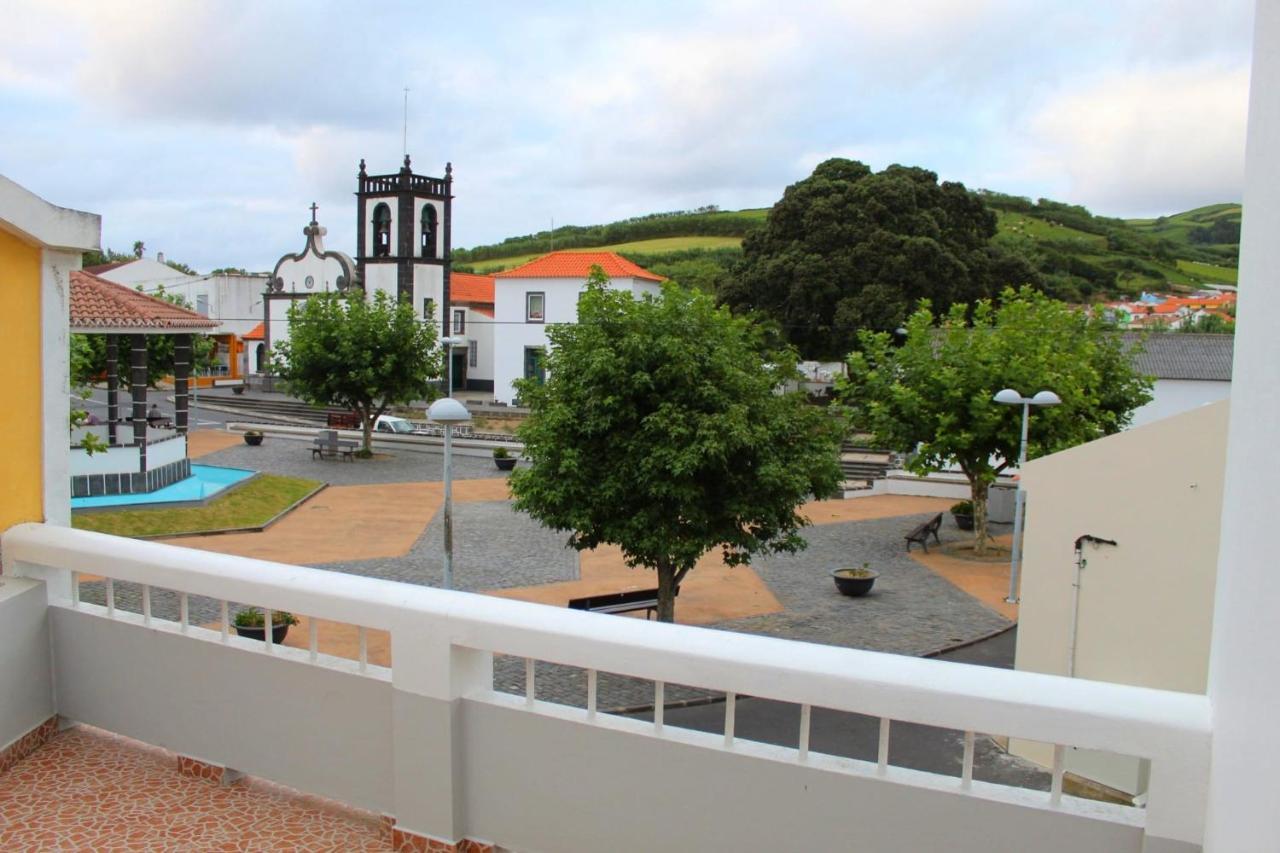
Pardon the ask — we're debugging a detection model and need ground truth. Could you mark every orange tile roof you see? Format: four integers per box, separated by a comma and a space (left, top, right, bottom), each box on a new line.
70, 270, 219, 332
493, 251, 665, 282
242, 321, 265, 341
450, 272, 495, 305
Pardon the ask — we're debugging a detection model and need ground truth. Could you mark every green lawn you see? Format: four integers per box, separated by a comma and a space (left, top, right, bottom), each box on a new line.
1176, 259, 1239, 284
994, 211, 1108, 246
467, 235, 744, 273
72, 474, 321, 538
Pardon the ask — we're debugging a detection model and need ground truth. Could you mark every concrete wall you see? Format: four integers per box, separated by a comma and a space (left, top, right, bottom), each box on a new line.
0, 579, 54, 752
1131, 379, 1231, 429
0, 226, 45, 533
50, 608, 395, 813
460, 698, 1146, 853
1014, 402, 1227, 792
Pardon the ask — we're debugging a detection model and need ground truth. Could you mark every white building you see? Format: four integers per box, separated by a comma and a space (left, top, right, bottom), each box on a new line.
446, 271, 495, 393
492, 251, 664, 404
1125, 333, 1233, 428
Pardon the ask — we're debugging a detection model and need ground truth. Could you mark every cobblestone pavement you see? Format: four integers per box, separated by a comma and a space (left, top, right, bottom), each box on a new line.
197, 435, 503, 486
310, 500, 580, 591
711, 514, 1011, 656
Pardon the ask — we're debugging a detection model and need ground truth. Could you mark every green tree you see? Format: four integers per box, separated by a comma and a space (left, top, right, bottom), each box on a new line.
510, 268, 843, 622
273, 291, 441, 455
1178, 313, 1234, 334
720, 159, 1039, 359
838, 287, 1152, 553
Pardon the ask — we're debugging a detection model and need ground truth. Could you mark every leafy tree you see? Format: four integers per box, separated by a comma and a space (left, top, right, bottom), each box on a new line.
510, 268, 844, 622
273, 291, 441, 455
838, 287, 1152, 553
720, 159, 1039, 359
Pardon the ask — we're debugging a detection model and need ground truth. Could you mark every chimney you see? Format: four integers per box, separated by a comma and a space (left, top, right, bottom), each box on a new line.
157, 252, 165, 264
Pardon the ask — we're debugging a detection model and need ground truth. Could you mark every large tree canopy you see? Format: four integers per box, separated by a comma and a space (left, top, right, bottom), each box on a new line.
720, 158, 1039, 360
510, 269, 843, 622
273, 291, 441, 455
837, 287, 1152, 553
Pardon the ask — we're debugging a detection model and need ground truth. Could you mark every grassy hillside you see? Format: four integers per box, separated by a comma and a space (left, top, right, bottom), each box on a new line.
456, 195, 1239, 301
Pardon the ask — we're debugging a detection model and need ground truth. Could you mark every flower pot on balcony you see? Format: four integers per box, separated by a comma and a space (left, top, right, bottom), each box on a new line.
832, 568, 879, 597
232, 622, 291, 644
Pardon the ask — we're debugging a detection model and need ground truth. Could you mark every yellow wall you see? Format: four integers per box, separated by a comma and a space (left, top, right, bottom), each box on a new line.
0, 228, 44, 533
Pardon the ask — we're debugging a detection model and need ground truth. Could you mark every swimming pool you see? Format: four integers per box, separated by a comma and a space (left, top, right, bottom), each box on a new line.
72, 464, 256, 510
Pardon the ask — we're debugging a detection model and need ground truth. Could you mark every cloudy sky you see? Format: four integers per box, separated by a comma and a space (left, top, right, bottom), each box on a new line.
1, 0, 1255, 272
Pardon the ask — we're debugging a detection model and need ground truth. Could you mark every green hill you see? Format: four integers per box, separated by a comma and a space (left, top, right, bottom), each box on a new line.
455, 195, 1239, 300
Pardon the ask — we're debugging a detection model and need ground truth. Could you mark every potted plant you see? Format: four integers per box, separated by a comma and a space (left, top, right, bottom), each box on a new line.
493, 446, 517, 471
232, 385, 246, 395
232, 607, 297, 643
243, 429, 264, 446
832, 563, 879, 596
951, 500, 974, 531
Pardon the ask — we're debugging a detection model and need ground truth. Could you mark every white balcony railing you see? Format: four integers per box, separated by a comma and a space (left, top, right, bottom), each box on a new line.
3, 522, 1211, 852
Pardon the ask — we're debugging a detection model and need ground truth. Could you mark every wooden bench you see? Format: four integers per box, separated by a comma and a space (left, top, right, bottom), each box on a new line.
311, 429, 358, 461
904, 512, 944, 553
567, 587, 675, 620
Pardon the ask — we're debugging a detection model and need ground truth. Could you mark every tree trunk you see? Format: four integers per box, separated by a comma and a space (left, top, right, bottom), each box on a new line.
360, 411, 374, 455
656, 559, 678, 623
971, 478, 991, 556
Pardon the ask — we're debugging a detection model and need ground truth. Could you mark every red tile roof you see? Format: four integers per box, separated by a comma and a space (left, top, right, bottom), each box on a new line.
70, 270, 219, 332
450, 272, 495, 305
242, 321, 266, 341
493, 251, 665, 282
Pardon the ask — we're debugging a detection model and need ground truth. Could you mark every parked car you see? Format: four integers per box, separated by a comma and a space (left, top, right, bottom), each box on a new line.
374, 415, 417, 434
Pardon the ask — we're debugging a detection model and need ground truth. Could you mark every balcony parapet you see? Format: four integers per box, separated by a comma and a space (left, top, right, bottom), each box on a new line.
2, 522, 1211, 852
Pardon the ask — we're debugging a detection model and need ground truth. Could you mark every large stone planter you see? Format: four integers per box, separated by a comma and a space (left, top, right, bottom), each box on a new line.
831, 568, 879, 597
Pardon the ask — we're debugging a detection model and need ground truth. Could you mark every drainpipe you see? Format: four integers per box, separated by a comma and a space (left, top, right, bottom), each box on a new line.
1067, 534, 1118, 677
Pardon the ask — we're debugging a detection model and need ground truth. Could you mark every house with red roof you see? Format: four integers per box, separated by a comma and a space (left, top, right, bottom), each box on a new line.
492, 251, 664, 403
444, 271, 496, 391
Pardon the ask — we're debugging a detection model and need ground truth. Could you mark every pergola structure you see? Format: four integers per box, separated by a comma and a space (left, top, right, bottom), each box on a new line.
69, 270, 218, 494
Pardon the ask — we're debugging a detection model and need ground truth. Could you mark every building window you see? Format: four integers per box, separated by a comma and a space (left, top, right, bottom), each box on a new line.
196, 293, 209, 316
421, 205, 438, 259
468, 339, 478, 368
423, 298, 434, 320
526, 291, 545, 323
452, 309, 465, 334
373, 203, 392, 257
523, 347, 546, 384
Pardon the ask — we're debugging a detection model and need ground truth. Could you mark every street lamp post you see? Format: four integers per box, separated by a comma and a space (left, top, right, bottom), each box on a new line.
993, 388, 1062, 603
440, 335, 466, 396
427, 397, 472, 590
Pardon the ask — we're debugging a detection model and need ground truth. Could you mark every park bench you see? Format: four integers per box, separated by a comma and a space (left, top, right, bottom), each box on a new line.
311, 429, 357, 461
568, 586, 676, 620
904, 512, 944, 553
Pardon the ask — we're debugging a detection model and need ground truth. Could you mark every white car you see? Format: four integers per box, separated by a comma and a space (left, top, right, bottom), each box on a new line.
373, 415, 417, 434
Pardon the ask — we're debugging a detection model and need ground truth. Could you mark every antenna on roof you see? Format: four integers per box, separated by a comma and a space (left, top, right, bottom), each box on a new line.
550, 216, 555, 252
402, 86, 409, 157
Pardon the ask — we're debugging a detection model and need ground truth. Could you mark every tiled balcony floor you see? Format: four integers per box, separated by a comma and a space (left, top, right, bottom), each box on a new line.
0, 724, 393, 851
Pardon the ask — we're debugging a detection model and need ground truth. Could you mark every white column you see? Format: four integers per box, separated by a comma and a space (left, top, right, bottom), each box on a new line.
1204, 4, 1280, 850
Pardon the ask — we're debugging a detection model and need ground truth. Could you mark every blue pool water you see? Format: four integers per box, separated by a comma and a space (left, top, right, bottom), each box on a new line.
72, 464, 256, 510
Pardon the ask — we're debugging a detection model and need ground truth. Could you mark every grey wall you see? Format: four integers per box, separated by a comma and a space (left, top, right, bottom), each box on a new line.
0, 579, 54, 750
50, 609, 394, 813
458, 701, 1146, 853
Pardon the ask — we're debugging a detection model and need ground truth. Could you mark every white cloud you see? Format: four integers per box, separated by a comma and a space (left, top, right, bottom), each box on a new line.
1007, 62, 1249, 215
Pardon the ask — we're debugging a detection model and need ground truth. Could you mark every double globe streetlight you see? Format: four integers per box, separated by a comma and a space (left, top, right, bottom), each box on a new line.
993, 388, 1062, 604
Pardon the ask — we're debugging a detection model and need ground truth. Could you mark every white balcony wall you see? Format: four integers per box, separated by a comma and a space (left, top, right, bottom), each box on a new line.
0, 579, 54, 754
3, 523, 1210, 852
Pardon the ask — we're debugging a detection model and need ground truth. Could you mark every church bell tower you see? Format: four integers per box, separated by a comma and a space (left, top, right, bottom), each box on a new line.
355, 156, 453, 341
